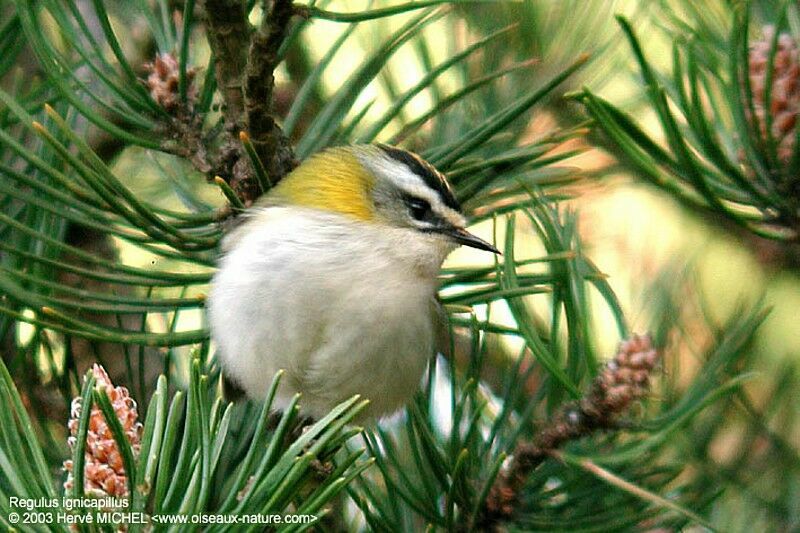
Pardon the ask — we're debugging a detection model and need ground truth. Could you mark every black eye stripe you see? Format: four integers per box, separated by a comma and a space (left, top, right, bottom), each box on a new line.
377, 144, 461, 212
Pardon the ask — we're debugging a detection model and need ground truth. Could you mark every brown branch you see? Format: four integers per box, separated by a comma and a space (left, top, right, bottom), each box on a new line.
479, 334, 660, 527
244, 0, 296, 177
203, 0, 250, 133
187, 0, 297, 204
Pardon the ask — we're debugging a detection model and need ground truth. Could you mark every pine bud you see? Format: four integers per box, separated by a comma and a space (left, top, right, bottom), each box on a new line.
144, 53, 197, 112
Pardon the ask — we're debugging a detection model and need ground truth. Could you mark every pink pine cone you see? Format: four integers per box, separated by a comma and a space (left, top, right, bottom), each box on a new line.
63, 365, 143, 498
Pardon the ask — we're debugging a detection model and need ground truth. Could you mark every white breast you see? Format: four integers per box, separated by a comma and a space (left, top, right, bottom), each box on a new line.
208, 207, 448, 419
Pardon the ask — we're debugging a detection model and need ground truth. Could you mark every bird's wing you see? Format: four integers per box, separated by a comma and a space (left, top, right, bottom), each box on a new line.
221, 371, 247, 402
432, 296, 453, 359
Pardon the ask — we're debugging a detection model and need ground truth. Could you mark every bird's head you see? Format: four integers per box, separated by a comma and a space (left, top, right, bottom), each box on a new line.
266, 144, 500, 254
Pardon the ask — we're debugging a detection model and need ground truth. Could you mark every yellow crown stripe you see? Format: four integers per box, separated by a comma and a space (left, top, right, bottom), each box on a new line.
265, 147, 376, 221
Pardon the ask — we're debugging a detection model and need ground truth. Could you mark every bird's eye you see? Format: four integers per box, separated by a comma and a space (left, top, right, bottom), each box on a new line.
407, 197, 432, 221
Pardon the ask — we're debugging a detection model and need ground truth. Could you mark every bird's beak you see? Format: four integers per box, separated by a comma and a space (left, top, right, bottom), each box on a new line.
444, 227, 501, 254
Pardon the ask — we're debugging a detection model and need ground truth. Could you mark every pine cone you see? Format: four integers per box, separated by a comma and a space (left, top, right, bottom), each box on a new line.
580, 333, 659, 425
535, 333, 660, 451
483, 334, 660, 523
748, 26, 800, 165
63, 365, 143, 498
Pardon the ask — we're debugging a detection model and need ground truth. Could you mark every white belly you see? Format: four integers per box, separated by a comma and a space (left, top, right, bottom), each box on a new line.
208, 207, 444, 419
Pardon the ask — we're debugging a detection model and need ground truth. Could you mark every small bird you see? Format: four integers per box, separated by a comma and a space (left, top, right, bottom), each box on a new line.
208, 144, 499, 420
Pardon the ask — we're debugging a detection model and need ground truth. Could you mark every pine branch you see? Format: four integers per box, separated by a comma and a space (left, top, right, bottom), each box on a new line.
244, 0, 297, 182
194, 0, 297, 204
581, 12, 800, 244
480, 334, 660, 526
203, 0, 249, 133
